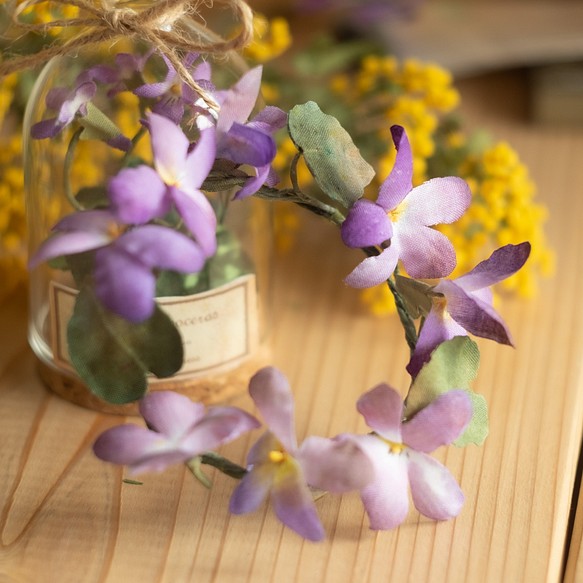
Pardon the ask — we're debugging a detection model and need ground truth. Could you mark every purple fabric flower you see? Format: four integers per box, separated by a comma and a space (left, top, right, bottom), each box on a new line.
229, 367, 374, 541
134, 53, 213, 124
93, 391, 259, 474
78, 51, 151, 96
28, 209, 207, 322
356, 384, 472, 530
213, 66, 287, 198
341, 125, 471, 287
30, 80, 96, 139
30, 70, 132, 151
108, 112, 218, 257
407, 242, 531, 377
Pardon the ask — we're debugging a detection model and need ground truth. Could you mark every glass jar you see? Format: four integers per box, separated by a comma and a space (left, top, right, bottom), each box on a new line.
23, 33, 273, 414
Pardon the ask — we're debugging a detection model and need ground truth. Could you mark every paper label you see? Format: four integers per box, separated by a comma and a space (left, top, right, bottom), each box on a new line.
49, 274, 259, 378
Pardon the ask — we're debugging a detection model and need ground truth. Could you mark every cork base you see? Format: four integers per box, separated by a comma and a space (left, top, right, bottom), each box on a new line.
37, 345, 271, 416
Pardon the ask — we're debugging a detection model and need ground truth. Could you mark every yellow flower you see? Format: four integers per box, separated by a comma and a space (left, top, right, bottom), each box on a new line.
244, 14, 292, 63
329, 74, 350, 95
445, 141, 555, 298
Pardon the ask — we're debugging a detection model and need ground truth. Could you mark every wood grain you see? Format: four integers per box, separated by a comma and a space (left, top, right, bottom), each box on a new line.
2, 73, 583, 583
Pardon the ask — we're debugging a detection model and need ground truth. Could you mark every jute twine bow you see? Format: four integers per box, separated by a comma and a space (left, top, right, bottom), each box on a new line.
0, 0, 256, 110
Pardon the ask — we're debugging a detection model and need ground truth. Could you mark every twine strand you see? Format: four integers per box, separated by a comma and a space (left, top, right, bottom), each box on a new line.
0, 0, 255, 110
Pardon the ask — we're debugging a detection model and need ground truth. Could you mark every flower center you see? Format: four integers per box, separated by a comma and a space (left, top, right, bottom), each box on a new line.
268, 449, 287, 464
386, 439, 406, 455
374, 432, 406, 455
432, 294, 452, 320
388, 200, 407, 223
106, 221, 124, 240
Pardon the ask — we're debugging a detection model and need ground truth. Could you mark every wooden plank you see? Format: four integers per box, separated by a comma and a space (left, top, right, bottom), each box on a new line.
2, 74, 583, 583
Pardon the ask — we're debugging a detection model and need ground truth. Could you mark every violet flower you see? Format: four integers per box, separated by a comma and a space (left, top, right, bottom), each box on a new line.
28, 209, 207, 322
213, 66, 287, 198
407, 242, 531, 377
78, 51, 152, 96
31, 80, 96, 140
134, 53, 213, 124
108, 112, 218, 257
356, 384, 472, 530
341, 125, 471, 287
93, 391, 259, 474
229, 367, 374, 541
30, 73, 132, 151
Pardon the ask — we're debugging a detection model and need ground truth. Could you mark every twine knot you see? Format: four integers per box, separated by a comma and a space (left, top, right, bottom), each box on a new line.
0, 0, 255, 110
103, 7, 140, 34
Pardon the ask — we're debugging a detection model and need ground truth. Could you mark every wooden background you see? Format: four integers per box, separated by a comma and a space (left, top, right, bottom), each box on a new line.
2, 71, 583, 583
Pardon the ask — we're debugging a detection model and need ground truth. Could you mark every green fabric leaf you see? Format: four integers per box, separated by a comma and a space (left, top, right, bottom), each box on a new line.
66, 251, 95, 287
75, 186, 109, 209
288, 101, 375, 208
406, 336, 488, 446
79, 102, 125, 143
454, 392, 489, 446
394, 274, 434, 319
68, 285, 183, 404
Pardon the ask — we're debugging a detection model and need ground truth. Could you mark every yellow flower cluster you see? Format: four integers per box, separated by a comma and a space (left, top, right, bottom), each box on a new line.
439, 141, 555, 297
331, 56, 460, 186
244, 13, 292, 64
0, 71, 25, 299
0, 71, 130, 300
0, 74, 18, 123
14, 0, 80, 35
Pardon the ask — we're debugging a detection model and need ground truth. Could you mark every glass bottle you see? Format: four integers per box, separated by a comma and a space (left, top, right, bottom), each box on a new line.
23, 30, 273, 414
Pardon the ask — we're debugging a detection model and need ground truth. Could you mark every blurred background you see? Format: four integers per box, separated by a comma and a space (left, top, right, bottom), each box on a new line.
249, 0, 583, 123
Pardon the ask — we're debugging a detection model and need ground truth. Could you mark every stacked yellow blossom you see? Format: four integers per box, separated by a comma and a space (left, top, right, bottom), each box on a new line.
17, 0, 79, 32
440, 141, 555, 296
0, 78, 132, 302
330, 56, 460, 187
244, 13, 292, 64
0, 73, 27, 301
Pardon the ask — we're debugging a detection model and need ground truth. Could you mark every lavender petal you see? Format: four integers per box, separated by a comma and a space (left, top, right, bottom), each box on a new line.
407, 451, 465, 520
402, 390, 473, 452
357, 384, 404, 442
340, 199, 393, 249
248, 367, 298, 454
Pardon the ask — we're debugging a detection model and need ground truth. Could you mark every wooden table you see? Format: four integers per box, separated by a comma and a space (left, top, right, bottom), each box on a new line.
2, 72, 583, 583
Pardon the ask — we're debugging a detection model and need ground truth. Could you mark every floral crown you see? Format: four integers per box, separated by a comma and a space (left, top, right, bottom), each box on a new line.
23, 45, 532, 541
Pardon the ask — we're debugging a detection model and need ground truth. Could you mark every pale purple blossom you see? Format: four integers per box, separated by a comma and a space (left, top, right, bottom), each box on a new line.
30, 75, 132, 151
407, 242, 531, 377
93, 391, 259, 474
213, 66, 287, 198
78, 51, 152, 96
356, 384, 472, 530
31, 80, 96, 140
108, 112, 218, 257
134, 53, 214, 123
341, 125, 471, 287
229, 367, 374, 541
28, 209, 207, 322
